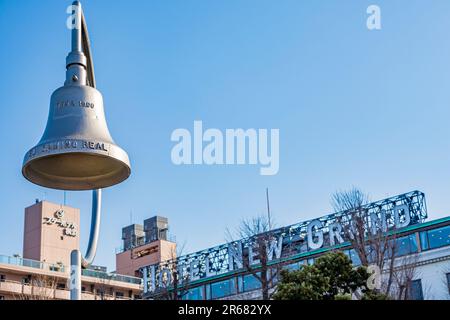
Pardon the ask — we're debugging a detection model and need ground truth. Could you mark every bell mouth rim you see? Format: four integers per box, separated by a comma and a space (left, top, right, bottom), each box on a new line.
22, 147, 131, 191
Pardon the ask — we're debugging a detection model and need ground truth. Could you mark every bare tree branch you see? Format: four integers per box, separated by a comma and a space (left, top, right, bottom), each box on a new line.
331, 187, 420, 299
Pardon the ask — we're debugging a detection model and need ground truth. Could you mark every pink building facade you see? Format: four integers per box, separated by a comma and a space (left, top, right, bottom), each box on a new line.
23, 201, 80, 268
0, 200, 142, 300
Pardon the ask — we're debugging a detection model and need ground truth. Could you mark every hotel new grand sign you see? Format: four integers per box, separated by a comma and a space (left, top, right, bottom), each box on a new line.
141, 191, 427, 293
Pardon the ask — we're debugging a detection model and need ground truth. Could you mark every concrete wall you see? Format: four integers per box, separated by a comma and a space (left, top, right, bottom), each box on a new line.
412, 246, 450, 299
23, 201, 80, 268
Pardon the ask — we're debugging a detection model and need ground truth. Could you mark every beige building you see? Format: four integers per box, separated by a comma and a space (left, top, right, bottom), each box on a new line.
116, 241, 176, 277
0, 200, 142, 300
23, 201, 80, 268
115, 216, 177, 278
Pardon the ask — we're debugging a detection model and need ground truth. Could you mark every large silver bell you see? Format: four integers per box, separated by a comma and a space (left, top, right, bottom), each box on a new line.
22, 5, 130, 191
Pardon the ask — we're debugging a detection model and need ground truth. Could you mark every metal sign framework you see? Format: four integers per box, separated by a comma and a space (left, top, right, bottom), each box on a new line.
141, 190, 427, 293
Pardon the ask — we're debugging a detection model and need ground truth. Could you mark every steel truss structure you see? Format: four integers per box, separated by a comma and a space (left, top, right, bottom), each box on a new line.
141, 190, 427, 294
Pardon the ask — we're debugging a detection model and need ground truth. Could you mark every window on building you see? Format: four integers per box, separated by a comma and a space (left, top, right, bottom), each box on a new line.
56, 283, 66, 290
270, 267, 281, 285
419, 231, 429, 251
446, 273, 450, 295
347, 249, 362, 266
49, 265, 63, 272
365, 245, 377, 264
283, 262, 299, 271
205, 284, 211, 300
182, 286, 204, 300
210, 278, 236, 299
22, 276, 31, 285
384, 234, 418, 258
239, 273, 262, 293
115, 292, 124, 298
395, 234, 418, 256
408, 279, 424, 300
0, 274, 5, 282
81, 286, 86, 292
0, 296, 5, 300
427, 225, 450, 250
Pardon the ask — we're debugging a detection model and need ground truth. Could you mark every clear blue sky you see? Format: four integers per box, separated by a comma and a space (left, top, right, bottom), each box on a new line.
1, 0, 450, 271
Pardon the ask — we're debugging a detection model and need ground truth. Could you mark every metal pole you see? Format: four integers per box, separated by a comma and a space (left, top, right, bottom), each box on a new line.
70, 189, 102, 300
67, 1, 102, 300
71, 1, 82, 52
70, 250, 81, 300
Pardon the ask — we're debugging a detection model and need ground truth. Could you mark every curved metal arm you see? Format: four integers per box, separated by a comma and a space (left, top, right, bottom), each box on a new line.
82, 189, 101, 267
80, 4, 96, 88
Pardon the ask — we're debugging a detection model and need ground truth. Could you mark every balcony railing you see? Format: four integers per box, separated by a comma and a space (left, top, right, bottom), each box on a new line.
81, 269, 142, 285
0, 280, 135, 300
0, 254, 141, 286
0, 279, 69, 299
0, 255, 65, 273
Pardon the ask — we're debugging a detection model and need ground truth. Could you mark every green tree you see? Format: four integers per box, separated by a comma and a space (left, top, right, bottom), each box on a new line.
271, 264, 329, 300
361, 290, 390, 300
273, 251, 371, 300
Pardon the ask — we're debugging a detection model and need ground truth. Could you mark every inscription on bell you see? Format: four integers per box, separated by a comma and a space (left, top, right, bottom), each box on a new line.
56, 100, 95, 109
29, 140, 109, 158
42, 140, 78, 152
82, 141, 108, 151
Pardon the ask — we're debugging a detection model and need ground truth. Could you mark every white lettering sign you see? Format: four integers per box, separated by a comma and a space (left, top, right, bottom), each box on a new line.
43, 210, 77, 237
145, 199, 420, 292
